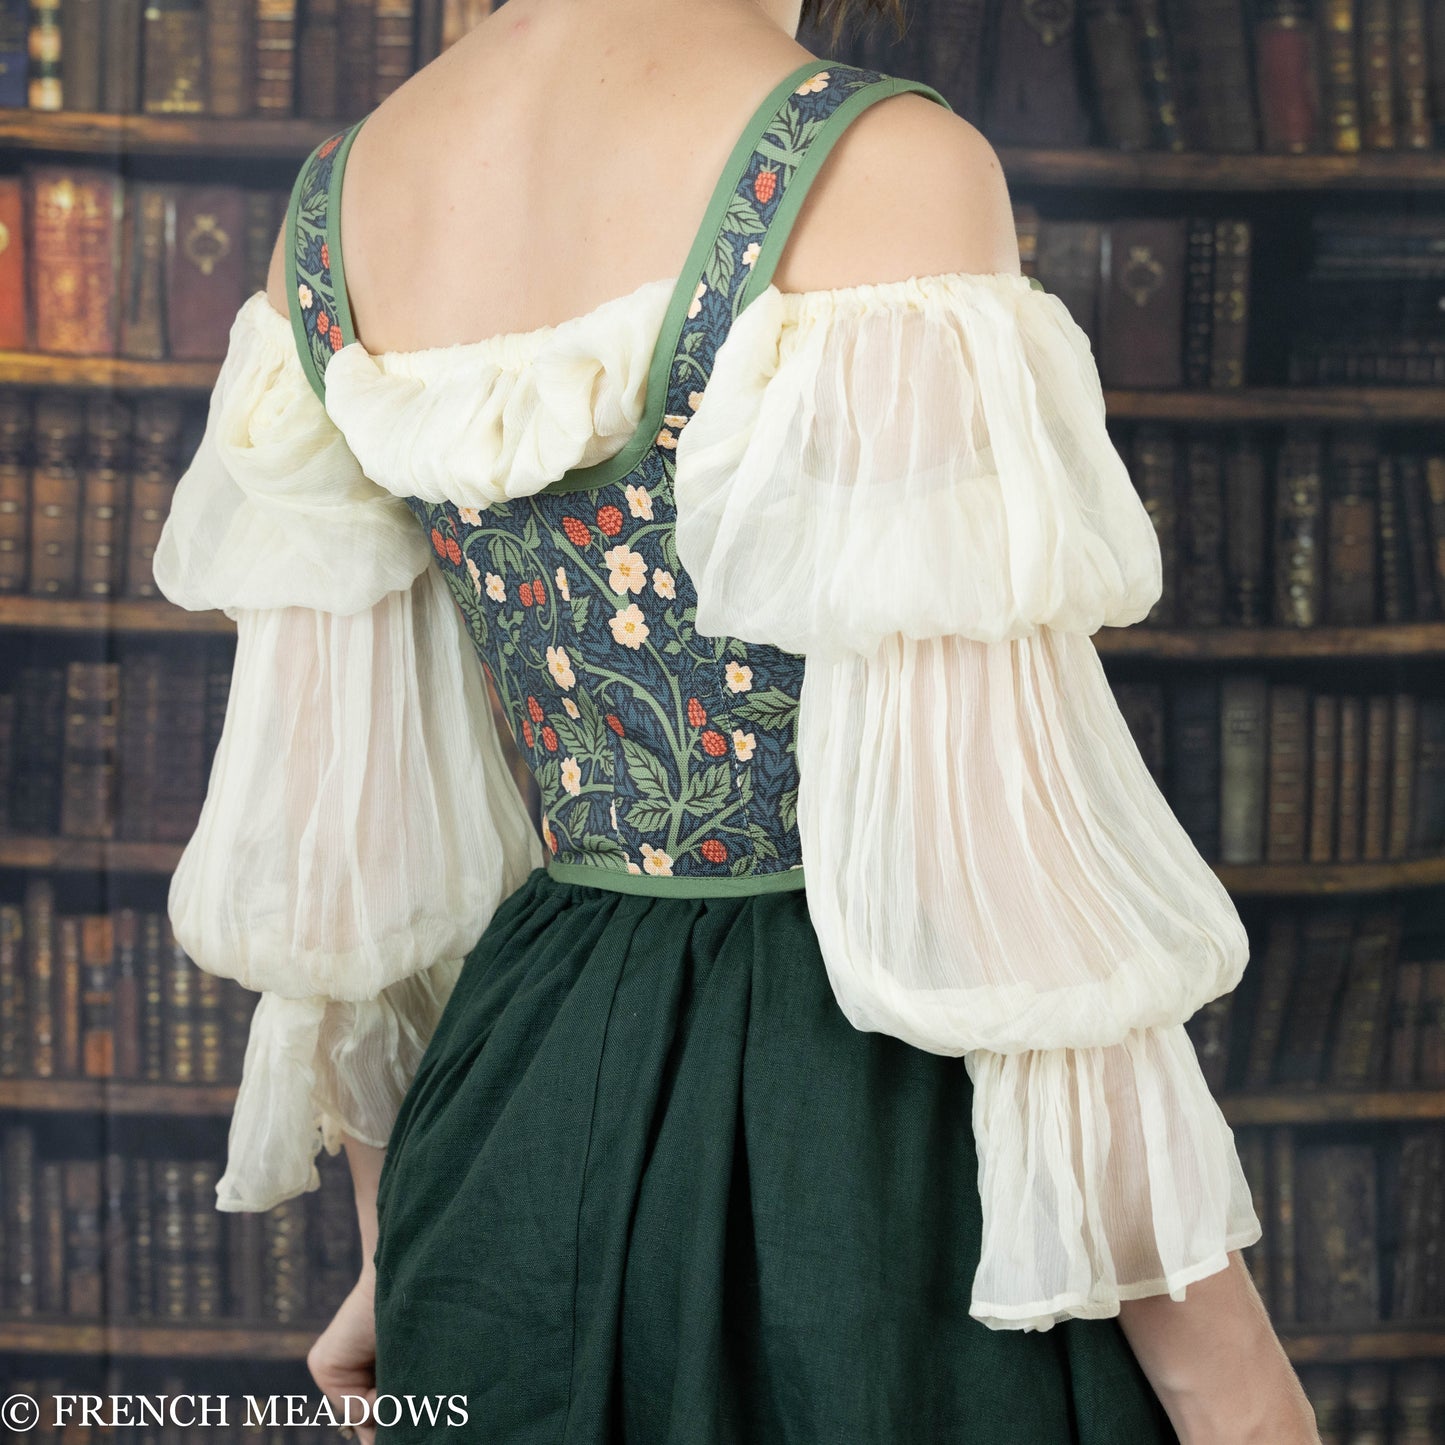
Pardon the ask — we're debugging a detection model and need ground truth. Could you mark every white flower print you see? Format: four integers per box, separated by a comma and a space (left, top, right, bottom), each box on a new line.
484, 571, 506, 602
624, 484, 653, 520
688, 281, 707, 319
604, 544, 647, 594
725, 662, 753, 693
742, 241, 761, 268
554, 564, 570, 601
641, 843, 673, 876
466, 556, 482, 596
609, 799, 618, 830
626, 860, 642, 875
732, 729, 756, 761
296, 282, 313, 309
795, 70, 829, 94
610, 603, 650, 649
656, 427, 678, 450
652, 568, 675, 599
663, 413, 689, 428
563, 697, 580, 719
458, 505, 482, 525
688, 390, 705, 411
546, 644, 576, 690
560, 757, 582, 796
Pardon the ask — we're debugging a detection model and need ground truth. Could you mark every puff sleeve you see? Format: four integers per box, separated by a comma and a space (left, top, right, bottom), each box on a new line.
152, 292, 546, 1213
672, 271, 1262, 1332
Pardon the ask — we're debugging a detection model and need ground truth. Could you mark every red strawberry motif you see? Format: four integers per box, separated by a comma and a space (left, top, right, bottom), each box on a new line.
541, 725, 558, 752
700, 839, 727, 864
605, 713, 624, 737
318, 135, 341, 158
596, 505, 624, 537
687, 697, 707, 728
532, 577, 546, 601
527, 696, 544, 723
316, 311, 329, 336
547, 829, 559, 855
521, 719, 534, 747
429, 528, 447, 558
701, 730, 728, 757
321, 240, 330, 269
329, 327, 344, 352
444, 537, 462, 565
519, 582, 534, 607
562, 516, 591, 548
753, 167, 778, 204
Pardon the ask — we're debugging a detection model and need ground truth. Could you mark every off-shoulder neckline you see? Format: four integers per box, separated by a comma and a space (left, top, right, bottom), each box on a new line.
249, 267, 1042, 371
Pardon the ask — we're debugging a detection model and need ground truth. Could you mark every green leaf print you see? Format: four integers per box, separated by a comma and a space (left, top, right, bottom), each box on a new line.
732, 687, 799, 731
683, 761, 731, 817
624, 799, 674, 834
778, 784, 798, 833
619, 736, 676, 806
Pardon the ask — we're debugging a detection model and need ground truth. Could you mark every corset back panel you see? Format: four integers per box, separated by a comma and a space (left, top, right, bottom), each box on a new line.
285, 61, 952, 884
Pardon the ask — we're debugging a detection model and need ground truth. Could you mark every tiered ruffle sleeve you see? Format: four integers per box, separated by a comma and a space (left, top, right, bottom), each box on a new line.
673, 270, 1262, 1333
152, 293, 545, 1213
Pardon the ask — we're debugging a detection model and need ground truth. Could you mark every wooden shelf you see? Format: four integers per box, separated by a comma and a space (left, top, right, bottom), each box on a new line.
1221, 1091, 1445, 1126
1212, 857, 1445, 894
1101, 387, 1445, 422
0, 1078, 236, 1115
1277, 1325, 1445, 1364
0, 110, 339, 160
0, 835, 184, 875
1095, 622, 1445, 659
0, 351, 219, 391
1000, 146, 1445, 192
0, 596, 233, 635
0, 1318, 315, 1360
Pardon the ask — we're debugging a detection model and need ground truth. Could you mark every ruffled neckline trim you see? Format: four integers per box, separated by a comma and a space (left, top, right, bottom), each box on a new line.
238, 269, 1054, 511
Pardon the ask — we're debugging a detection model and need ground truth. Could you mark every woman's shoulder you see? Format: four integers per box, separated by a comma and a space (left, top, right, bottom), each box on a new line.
769, 90, 1021, 296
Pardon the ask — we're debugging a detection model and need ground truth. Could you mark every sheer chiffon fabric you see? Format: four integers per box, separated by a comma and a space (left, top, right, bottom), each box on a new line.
674, 270, 1262, 1330
152, 296, 544, 1211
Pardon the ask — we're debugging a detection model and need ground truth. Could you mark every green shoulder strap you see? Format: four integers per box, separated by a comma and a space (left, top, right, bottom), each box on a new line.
283, 115, 370, 402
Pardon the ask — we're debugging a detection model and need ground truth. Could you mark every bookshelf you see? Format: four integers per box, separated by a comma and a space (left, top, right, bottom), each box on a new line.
0, 0, 1438, 1436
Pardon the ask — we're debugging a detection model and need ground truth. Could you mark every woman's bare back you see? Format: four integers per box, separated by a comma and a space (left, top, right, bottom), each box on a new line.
264, 0, 1021, 353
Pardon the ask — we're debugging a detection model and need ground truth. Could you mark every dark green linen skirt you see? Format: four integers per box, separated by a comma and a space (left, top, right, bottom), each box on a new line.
370, 867, 1179, 1444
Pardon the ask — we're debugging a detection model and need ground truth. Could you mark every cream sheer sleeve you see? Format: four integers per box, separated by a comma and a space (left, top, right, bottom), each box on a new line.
673, 271, 1262, 1332
152, 293, 545, 1212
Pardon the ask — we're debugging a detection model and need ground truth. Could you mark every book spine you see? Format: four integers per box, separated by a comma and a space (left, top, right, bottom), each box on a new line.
26, 0, 61, 110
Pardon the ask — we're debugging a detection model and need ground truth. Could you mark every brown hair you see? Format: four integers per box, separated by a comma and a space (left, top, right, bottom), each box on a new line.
799, 0, 908, 47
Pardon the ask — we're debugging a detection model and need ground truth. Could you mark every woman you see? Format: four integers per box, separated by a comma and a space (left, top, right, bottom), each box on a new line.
152, 0, 1322, 1436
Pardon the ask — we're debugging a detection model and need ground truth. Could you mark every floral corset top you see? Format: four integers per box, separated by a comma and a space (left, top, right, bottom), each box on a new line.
284, 60, 949, 890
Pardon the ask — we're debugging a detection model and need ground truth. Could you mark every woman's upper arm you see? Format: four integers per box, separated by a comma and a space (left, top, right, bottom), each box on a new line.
770, 93, 1022, 295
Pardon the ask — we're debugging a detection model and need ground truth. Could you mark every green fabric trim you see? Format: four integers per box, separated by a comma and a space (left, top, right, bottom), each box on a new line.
739, 75, 952, 309
538, 56, 834, 496
283, 156, 323, 402
546, 860, 807, 897
326, 115, 369, 349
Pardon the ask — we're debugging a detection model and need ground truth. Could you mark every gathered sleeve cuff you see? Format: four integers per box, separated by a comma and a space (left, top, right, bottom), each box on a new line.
673, 271, 1261, 1331
153, 293, 545, 1211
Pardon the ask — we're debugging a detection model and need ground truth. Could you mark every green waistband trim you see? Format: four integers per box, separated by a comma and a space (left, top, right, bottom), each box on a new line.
546, 860, 807, 898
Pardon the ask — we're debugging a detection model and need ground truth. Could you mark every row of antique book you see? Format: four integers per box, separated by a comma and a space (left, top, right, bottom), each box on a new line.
0, 1122, 359, 1323
1, 0, 481, 118
1112, 423, 1445, 629
0, 644, 231, 844
0, 393, 201, 603
1238, 1125, 1444, 1325
0, 174, 287, 359
0, 885, 255, 1084
828, 0, 1445, 155
1297, 1359, 1445, 1444
1184, 903, 1445, 1093
1116, 679, 1445, 864
1019, 213, 1253, 390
